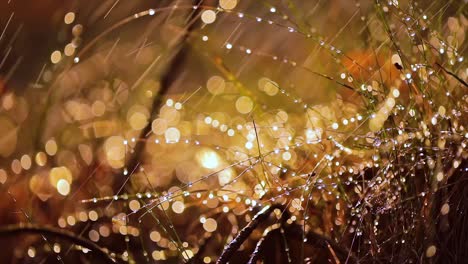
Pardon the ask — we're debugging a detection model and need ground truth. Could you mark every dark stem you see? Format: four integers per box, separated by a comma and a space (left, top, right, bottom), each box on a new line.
435, 62, 468, 88
247, 226, 281, 264
287, 224, 357, 263
246, 222, 356, 263
217, 203, 356, 263
0, 224, 117, 263
216, 204, 282, 264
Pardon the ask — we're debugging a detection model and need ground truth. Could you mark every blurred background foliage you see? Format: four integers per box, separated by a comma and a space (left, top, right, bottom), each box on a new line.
0, 0, 466, 263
